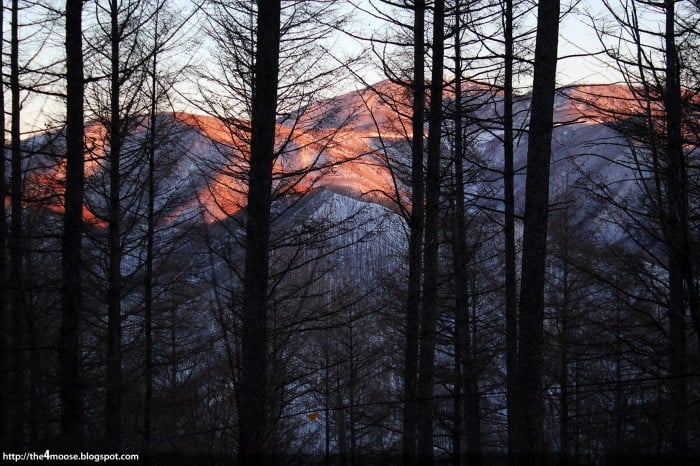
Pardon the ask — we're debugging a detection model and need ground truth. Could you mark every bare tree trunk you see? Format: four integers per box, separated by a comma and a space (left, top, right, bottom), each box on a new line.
60, 0, 84, 450
239, 1, 280, 464
515, 0, 559, 463
144, 54, 156, 466
12, 1, 38, 443
348, 325, 357, 466
461, 110, 481, 466
0, 0, 8, 450
502, 0, 518, 462
613, 307, 624, 463
663, 0, 688, 454
402, 2, 424, 465
9, 0, 25, 448
452, 6, 480, 463
416, 0, 444, 463
452, 197, 463, 466
27, 292, 39, 447
105, 0, 123, 449
336, 373, 348, 466
451, 15, 464, 466
667, 263, 687, 455
169, 304, 177, 452
468, 254, 483, 460
558, 214, 570, 466
324, 343, 331, 466
144, 7, 160, 456
559, 317, 569, 466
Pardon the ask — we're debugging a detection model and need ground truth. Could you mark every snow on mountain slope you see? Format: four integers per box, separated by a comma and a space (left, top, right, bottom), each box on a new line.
15, 80, 652, 241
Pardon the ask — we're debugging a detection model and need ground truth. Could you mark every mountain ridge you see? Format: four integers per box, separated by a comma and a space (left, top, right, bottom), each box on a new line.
13, 80, 646, 233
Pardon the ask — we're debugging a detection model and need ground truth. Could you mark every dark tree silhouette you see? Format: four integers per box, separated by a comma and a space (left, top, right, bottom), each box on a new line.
450, 3, 481, 463
9, 0, 25, 449
514, 0, 560, 463
502, 0, 518, 460
416, 0, 445, 463
60, 0, 85, 451
0, 0, 7, 451
239, 0, 281, 464
402, 1, 425, 465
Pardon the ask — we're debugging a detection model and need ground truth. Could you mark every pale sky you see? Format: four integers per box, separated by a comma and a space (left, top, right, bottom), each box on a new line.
14, 0, 645, 133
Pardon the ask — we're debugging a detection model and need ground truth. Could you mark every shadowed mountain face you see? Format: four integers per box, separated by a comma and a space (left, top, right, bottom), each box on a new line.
16, 80, 651, 237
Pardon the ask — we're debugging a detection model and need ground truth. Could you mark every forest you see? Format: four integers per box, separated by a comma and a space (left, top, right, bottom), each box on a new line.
0, 0, 699, 465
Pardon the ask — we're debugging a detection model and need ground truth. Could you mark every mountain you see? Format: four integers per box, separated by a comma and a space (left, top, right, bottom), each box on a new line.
16, 80, 645, 238
8, 80, 691, 459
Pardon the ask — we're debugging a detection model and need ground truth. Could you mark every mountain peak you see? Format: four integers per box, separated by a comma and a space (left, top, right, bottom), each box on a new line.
16, 80, 641, 228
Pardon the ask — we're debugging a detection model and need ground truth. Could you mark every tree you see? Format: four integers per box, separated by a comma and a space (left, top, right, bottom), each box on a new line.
449, 3, 481, 463
403, 1, 425, 464
82, 0, 162, 447
416, 0, 445, 463
199, 1, 361, 461
589, 0, 700, 456
339, 3, 429, 464
0, 0, 7, 451
60, 0, 85, 450
514, 0, 560, 463
502, 0, 518, 460
9, 0, 26, 448
238, 0, 281, 463
105, 0, 125, 446
139, 0, 199, 453
661, 1, 693, 452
